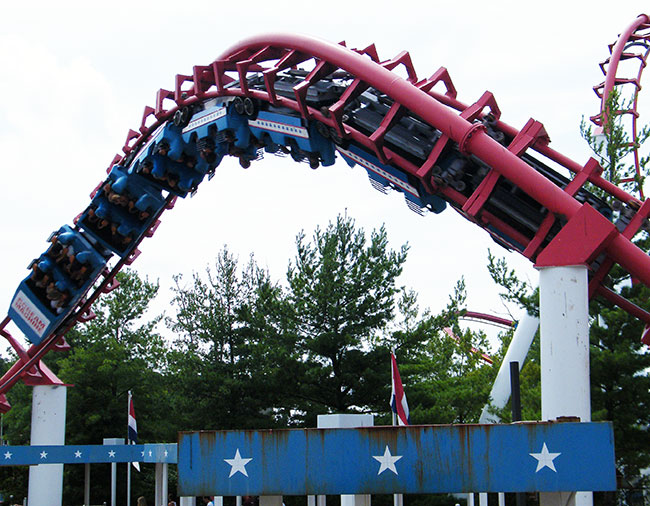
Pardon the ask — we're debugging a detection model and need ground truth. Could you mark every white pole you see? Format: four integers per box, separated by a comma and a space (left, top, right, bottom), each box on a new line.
155, 463, 162, 506
84, 463, 90, 506
27, 385, 67, 506
538, 265, 592, 506
162, 463, 169, 506
111, 461, 117, 506
391, 412, 403, 506
127, 391, 132, 506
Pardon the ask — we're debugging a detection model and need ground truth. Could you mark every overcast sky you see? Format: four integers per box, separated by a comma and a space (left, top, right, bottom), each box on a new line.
0, 1, 646, 353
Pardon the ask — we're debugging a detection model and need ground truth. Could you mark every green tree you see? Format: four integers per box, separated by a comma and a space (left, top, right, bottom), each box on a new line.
54, 269, 171, 505
286, 214, 408, 418
390, 279, 499, 425
167, 247, 294, 430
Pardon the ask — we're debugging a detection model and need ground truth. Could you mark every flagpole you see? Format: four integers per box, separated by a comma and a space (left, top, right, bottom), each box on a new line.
391, 351, 403, 506
127, 390, 132, 506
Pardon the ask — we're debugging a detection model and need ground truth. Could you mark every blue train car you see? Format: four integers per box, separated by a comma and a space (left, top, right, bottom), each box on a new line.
335, 144, 446, 215
179, 100, 259, 170
8, 225, 110, 345
130, 122, 208, 197
248, 108, 335, 168
78, 166, 167, 256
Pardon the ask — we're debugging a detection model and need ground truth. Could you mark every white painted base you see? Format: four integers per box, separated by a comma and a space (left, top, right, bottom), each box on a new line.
539, 266, 591, 422
28, 385, 67, 506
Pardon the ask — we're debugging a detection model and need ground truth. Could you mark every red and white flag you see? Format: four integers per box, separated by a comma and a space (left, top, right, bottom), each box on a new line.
390, 352, 410, 426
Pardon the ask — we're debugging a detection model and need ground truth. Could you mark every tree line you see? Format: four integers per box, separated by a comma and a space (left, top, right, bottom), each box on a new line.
0, 207, 647, 504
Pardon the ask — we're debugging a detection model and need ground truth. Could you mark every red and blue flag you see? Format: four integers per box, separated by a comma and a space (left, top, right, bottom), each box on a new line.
390, 352, 410, 426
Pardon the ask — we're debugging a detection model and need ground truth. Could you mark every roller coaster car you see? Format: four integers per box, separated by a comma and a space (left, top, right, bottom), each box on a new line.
248, 104, 336, 168
176, 100, 260, 171
8, 225, 111, 345
336, 143, 447, 215
78, 166, 167, 256
129, 122, 208, 197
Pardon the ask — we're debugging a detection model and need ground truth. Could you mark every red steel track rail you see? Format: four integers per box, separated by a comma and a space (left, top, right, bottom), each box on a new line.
591, 14, 650, 199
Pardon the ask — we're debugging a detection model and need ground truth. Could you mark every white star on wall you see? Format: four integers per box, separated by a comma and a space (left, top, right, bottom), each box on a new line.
3, 451, 11, 459
530, 442, 561, 472
74, 451, 82, 458
108, 450, 116, 458
372, 445, 403, 475
40, 451, 47, 459
225, 448, 253, 478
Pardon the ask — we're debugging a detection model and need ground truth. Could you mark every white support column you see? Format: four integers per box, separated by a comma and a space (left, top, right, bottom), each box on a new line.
155, 462, 163, 506
478, 493, 488, 506
162, 463, 168, 506
28, 385, 67, 506
341, 496, 370, 506
308, 494, 326, 506
180, 498, 196, 506
539, 265, 592, 506
308, 495, 326, 506
479, 311, 539, 423
111, 461, 117, 506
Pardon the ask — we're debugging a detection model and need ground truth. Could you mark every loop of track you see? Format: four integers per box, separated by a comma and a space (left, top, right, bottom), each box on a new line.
591, 14, 650, 199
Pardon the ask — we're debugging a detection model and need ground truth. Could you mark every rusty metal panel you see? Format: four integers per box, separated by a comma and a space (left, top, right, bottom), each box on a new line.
177, 422, 615, 496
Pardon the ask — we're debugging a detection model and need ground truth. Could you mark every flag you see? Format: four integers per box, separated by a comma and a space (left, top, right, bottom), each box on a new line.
128, 391, 140, 471
390, 352, 410, 426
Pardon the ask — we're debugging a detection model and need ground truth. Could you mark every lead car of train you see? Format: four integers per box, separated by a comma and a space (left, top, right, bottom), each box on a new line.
8, 68, 613, 345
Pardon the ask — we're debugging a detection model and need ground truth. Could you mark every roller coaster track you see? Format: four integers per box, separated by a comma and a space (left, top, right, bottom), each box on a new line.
446, 311, 515, 365
591, 14, 650, 199
2, 30, 650, 413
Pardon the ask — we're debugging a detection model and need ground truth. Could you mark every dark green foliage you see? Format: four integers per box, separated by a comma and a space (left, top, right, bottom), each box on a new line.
167, 247, 295, 430
395, 280, 498, 425
286, 214, 408, 416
